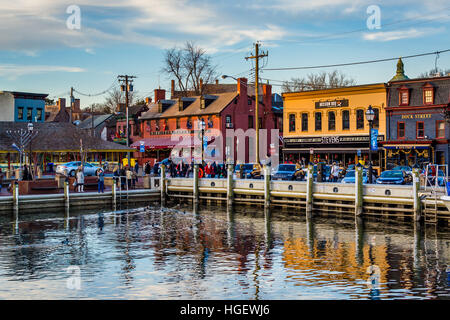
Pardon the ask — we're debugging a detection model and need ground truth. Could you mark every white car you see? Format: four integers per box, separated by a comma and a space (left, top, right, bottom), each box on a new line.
56, 161, 101, 177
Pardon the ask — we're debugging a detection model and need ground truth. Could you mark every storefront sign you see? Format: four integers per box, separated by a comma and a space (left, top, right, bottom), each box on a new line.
401, 114, 432, 119
315, 99, 349, 109
285, 135, 384, 145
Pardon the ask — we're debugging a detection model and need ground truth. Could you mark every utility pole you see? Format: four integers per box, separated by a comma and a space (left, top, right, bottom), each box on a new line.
70, 87, 74, 124
118, 75, 136, 167
246, 42, 268, 164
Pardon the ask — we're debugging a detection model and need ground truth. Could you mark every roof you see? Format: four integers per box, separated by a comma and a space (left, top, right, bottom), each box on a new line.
140, 91, 238, 120
0, 122, 133, 152
0, 91, 48, 99
78, 114, 114, 129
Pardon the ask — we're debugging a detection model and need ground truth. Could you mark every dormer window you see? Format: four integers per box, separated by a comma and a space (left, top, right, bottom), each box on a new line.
423, 83, 434, 105
398, 87, 409, 106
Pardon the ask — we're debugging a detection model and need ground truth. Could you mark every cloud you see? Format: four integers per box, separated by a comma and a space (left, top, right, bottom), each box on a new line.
362, 27, 444, 42
0, 64, 85, 80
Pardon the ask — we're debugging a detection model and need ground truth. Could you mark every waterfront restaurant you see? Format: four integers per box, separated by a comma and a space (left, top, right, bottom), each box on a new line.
282, 83, 387, 171
0, 122, 134, 171
381, 59, 450, 169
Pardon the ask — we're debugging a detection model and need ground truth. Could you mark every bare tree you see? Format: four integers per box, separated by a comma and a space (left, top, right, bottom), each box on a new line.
418, 67, 450, 78
282, 70, 355, 92
162, 41, 218, 96
103, 86, 138, 112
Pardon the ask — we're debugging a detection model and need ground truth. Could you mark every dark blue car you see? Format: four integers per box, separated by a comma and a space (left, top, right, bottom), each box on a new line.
272, 164, 299, 180
376, 170, 410, 185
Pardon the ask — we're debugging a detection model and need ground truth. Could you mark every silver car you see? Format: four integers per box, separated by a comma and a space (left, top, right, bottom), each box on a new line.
56, 161, 101, 177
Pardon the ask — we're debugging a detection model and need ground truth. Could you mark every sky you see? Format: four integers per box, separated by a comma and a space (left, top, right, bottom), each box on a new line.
0, 0, 449, 107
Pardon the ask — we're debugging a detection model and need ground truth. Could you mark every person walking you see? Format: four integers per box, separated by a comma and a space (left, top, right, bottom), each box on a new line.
76, 167, 84, 192
134, 161, 139, 175
126, 166, 133, 189
97, 168, 105, 193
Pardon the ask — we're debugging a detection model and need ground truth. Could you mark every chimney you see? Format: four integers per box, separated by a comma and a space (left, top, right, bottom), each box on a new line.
73, 99, 81, 112
145, 97, 152, 105
154, 89, 166, 102
57, 98, 66, 110
215, 79, 219, 85
199, 78, 204, 93
263, 84, 272, 111
237, 77, 247, 97
171, 80, 175, 98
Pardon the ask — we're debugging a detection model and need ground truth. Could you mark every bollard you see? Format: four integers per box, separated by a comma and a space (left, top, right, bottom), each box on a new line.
193, 164, 199, 206
226, 163, 234, 208
64, 179, 70, 208
264, 165, 271, 209
160, 164, 166, 206
412, 168, 421, 222
355, 164, 363, 216
306, 163, 314, 217
13, 181, 19, 212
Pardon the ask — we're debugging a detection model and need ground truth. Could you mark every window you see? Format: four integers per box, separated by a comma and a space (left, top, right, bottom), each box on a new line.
436, 120, 445, 138
18, 107, 23, 120
399, 89, 409, 106
342, 110, 350, 130
248, 115, 254, 129
176, 118, 180, 129
356, 109, 364, 130
398, 122, 405, 139
424, 89, 434, 105
226, 115, 232, 123
156, 119, 160, 131
289, 114, 295, 132
315, 112, 322, 131
187, 117, 192, 129
36, 108, 43, 121
301, 113, 308, 132
416, 121, 424, 138
208, 116, 213, 128
259, 117, 262, 129
373, 108, 379, 129
328, 111, 335, 131
248, 98, 252, 105
27, 108, 32, 121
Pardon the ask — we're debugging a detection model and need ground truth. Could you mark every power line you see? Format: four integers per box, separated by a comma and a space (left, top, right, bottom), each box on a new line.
263, 49, 450, 71
73, 79, 117, 97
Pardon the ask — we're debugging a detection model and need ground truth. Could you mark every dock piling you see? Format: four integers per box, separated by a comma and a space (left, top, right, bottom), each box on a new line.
226, 163, 234, 208
264, 165, 271, 209
193, 164, 199, 206
355, 164, 363, 216
64, 179, 70, 208
161, 164, 166, 206
112, 177, 117, 209
412, 168, 421, 221
13, 181, 19, 213
306, 164, 314, 217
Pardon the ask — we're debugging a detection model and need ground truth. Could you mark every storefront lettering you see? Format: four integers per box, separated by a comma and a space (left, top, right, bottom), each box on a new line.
401, 114, 431, 119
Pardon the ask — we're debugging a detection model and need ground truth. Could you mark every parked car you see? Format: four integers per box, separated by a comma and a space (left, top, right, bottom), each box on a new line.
341, 170, 368, 184
272, 164, 300, 180
56, 161, 101, 177
376, 170, 410, 185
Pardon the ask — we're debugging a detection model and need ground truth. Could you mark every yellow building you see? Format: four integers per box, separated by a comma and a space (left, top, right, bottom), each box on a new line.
282, 83, 387, 170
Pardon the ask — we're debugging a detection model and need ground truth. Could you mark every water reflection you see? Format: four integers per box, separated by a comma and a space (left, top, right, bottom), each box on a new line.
1, 205, 450, 299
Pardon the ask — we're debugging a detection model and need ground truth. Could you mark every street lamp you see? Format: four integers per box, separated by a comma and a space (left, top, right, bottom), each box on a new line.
221, 75, 237, 81
366, 105, 375, 183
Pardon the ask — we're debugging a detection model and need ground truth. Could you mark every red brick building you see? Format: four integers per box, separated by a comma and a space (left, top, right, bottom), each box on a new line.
131, 78, 277, 165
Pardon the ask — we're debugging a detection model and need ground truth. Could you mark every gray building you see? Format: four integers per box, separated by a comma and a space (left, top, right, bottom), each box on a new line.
382, 58, 450, 168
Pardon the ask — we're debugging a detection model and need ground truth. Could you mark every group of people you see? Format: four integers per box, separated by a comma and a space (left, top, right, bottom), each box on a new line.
74, 166, 105, 193
113, 164, 140, 190
163, 160, 227, 178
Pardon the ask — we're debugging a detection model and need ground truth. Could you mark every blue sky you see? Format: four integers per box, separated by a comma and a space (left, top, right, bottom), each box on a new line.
0, 0, 449, 107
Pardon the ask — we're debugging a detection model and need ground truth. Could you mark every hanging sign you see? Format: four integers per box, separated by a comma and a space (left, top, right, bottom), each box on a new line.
371, 129, 378, 151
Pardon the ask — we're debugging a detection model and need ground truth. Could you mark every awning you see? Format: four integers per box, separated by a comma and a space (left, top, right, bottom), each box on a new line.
380, 140, 432, 150
131, 136, 195, 149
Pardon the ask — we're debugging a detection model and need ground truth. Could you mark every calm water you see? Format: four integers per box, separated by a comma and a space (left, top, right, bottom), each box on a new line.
0, 205, 450, 300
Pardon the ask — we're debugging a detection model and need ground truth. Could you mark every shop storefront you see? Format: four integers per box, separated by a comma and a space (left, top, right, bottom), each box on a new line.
282, 83, 387, 170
